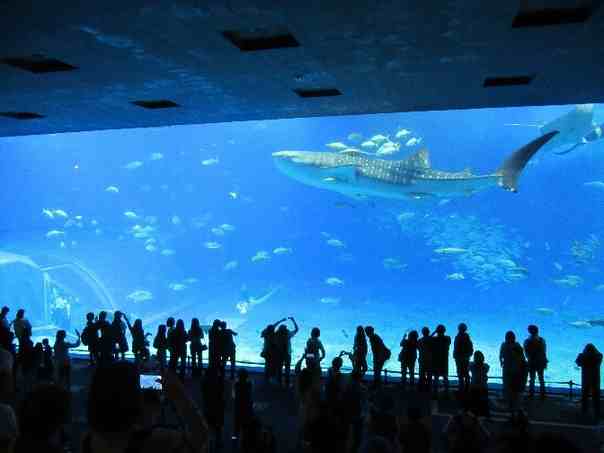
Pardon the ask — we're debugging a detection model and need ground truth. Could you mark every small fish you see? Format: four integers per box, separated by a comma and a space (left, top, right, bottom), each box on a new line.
251, 251, 270, 262
595, 284, 604, 292
584, 181, 604, 189
46, 230, 64, 238
123, 161, 143, 170
341, 329, 349, 338
347, 132, 363, 142
204, 241, 222, 249
325, 277, 344, 286
325, 142, 348, 150
320, 297, 340, 305
434, 247, 468, 255
326, 238, 345, 248
201, 157, 219, 166
149, 152, 164, 161
160, 249, 175, 256
220, 224, 236, 232
53, 209, 68, 218
370, 134, 388, 143
569, 320, 592, 329
183, 277, 199, 284
405, 137, 422, 147
553, 262, 563, 271
395, 129, 411, 139
211, 227, 225, 236
535, 307, 555, 315
124, 211, 138, 219
228, 191, 238, 199
169, 283, 187, 291
224, 260, 238, 271
171, 216, 181, 226
360, 140, 377, 149
127, 290, 153, 303
445, 272, 465, 281
273, 247, 292, 255
105, 186, 119, 194
145, 244, 157, 252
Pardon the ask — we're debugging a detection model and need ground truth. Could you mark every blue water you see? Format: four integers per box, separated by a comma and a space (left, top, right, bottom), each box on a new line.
1, 104, 603, 384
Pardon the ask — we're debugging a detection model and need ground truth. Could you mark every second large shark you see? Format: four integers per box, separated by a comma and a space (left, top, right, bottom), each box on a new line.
273, 132, 558, 200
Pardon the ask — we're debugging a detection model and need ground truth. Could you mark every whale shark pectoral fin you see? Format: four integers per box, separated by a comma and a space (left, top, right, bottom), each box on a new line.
497, 131, 558, 192
323, 165, 358, 183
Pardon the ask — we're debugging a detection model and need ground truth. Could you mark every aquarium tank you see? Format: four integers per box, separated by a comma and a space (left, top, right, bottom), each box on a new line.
0, 103, 602, 385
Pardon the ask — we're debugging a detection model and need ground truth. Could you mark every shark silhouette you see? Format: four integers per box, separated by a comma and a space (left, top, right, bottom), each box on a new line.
273, 132, 558, 200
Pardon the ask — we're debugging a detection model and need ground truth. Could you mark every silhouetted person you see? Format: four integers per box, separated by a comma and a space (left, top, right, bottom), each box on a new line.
432, 324, 451, 395
53, 329, 80, 391
124, 315, 149, 365
111, 311, 128, 361
500, 331, 526, 411
153, 324, 168, 372
0, 306, 11, 351
38, 338, 54, 382
325, 356, 344, 415
12, 309, 31, 351
399, 407, 431, 453
523, 324, 547, 399
209, 319, 222, 370
220, 321, 237, 380
341, 371, 365, 452
168, 319, 188, 380
454, 323, 473, 393
399, 330, 418, 389
188, 318, 204, 376
81, 312, 98, 365
365, 326, 391, 388
469, 350, 490, 417
95, 311, 113, 365
305, 327, 326, 383
418, 326, 433, 392
352, 325, 368, 378
576, 343, 602, 420
18, 332, 35, 394
443, 400, 490, 453
261, 318, 286, 383
166, 316, 175, 366
274, 317, 298, 387
202, 366, 225, 450
233, 368, 254, 442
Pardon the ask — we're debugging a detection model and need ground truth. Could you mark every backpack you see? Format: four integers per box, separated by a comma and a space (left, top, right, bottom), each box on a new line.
81, 326, 90, 346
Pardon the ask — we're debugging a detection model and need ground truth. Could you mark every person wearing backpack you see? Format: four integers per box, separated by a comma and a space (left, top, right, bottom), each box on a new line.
81, 312, 99, 366
523, 324, 548, 399
453, 323, 474, 393
398, 330, 418, 390
365, 326, 390, 388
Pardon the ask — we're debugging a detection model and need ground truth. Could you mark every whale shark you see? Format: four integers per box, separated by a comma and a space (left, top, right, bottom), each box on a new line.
272, 132, 558, 200
555, 122, 604, 155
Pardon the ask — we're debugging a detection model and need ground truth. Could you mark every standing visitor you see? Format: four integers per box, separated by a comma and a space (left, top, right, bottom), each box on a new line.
96, 311, 113, 365
453, 323, 474, 393
124, 316, 149, 365
418, 327, 433, 392
260, 318, 286, 383
365, 326, 391, 388
233, 368, 254, 443
469, 350, 490, 417
208, 320, 222, 370
432, 324, 451, 396
352, 325, 368, 378
111, 311, 128, 361
274, 317, 299, 388
153, 324, 168, 372
53, 329, 81, 391
220, 321, 238, 380
12, 309, 31, 350
500, 331, 526, 411
168, 319, 188, 380
188, 318, 205, 376
399, 330, 419, 390
576, 343, 602, 421
523, 324, 547, 399
304, 327, 326, 384
81, 312, 98, 365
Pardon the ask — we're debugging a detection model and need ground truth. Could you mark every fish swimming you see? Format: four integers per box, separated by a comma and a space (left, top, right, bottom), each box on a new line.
556, 123, 604, 155
272, 132, 557, 200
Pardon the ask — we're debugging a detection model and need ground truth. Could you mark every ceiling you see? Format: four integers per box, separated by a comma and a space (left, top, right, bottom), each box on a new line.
1, 0, 603, 137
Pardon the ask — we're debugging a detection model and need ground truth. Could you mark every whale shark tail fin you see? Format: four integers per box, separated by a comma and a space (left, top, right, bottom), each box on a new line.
497, 131, 558, 192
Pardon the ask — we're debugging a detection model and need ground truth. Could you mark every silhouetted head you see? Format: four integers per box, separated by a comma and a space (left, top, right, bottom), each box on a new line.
42, 338, 49, 346
56, 330, 66, 342
311, 327, 320, 338
528, 324, 538, 335
175, 319, 185, 332
212, 319, 221, 328
238, 368, 248, 382
474, 350, 485, 364
191, 318, 200, 329
220, 321, 227, 329
265, 324, 275, 334
277, 324, 288, 334
99, 311, 107, 321
364, 326, 374, 336
16, 309, 24, 319
332, 357, 343, 370
86, 312, 94, 322
157, 324, 166, 336
436, 324, 446, 335
1, 306, 9, 317
408, 330, 419, 341
421, 326, 430, 337
584, 343, 599, 355
167, 317, 175, 328
356, 325, 365, 337
505, 331, 516, 343
133, 319, 142, 330
88, 362, 142, 435
114, 311, 122, 321
458, 323, 467, 333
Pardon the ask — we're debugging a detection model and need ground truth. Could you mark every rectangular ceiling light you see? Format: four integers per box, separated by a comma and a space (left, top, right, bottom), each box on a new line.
222, 29, 300, 51
512, 3, 599, 27
483, 75, 534, 87
293, 88, 342, 98
2, 56, 77, 73
131, 100, 180, 109
0, 111, 45, 120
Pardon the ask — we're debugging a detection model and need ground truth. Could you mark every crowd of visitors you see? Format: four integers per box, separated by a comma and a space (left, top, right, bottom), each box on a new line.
0, 304, 600, 452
